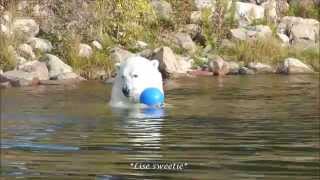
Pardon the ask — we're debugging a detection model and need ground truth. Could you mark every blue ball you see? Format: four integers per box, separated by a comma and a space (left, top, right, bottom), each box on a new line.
140, 88, 164, 106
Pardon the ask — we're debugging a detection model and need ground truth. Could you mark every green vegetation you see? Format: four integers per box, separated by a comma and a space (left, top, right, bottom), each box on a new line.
0, 35, 16, 71
219, 38, 319, 71
201, 0, 237, 50
288, 1, 320, 21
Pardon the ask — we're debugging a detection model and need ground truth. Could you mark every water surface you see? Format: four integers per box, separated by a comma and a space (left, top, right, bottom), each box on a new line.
1, 75, 319, 179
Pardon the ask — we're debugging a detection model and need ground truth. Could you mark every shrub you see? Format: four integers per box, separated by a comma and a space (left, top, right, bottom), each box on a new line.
201, 0, 237, 49
288, 1, 320, 20
0, 35, 17, 71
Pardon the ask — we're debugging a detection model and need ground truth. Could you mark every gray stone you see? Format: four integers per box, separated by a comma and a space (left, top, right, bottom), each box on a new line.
209, 56, 230, 76
13, 18, 39, 38
234, 2, 265, 24
92, 40, 103, 50
277, 58, 314, 74
231, 25, 272, 40
2, 70, 40, 87
227, 61, 240, 75
190, 11, 202, 24
28, 37, 53, 52
152, 47, 189, 78
174, 32, 197, 54
56, 72, 81, 80
247, 62, 274, 73
42, 54, 73, 79
17, 43, 36, 60
151, 0, 173, 20
110, 47, 135, 63
239, 67, 255, 75
78, 43, 93, 58
17, 60, 49, 80
279, 16, 319, 46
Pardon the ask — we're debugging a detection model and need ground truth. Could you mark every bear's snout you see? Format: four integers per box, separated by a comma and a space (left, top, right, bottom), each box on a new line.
122, 86, 130, 97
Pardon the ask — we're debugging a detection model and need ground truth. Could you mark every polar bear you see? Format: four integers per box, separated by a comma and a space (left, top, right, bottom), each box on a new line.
109, 56, 164, 108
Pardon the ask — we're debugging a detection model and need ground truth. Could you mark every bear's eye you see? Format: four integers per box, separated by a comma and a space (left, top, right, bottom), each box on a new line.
133, 74, 138, 78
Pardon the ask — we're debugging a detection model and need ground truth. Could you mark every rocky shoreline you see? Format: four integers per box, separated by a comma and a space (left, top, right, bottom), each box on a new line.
0, 0, 319, 88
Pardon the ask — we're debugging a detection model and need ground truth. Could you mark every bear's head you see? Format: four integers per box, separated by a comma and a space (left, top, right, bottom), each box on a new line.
113, 56, 163, 104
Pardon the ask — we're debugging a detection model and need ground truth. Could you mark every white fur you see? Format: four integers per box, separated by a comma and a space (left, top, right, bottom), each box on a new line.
109, 56, 163, 108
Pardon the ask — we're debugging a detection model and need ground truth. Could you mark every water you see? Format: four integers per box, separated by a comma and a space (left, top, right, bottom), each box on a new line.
1, 75, 319, 179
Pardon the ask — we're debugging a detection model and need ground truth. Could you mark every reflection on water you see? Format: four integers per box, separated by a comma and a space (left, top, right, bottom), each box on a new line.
1, 75, 319, 179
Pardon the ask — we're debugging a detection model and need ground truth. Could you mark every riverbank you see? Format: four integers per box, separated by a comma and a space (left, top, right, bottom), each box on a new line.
0, 0, 319, 88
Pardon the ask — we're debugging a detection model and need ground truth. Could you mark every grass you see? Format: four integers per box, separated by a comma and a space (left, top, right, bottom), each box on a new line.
288, 1, 320, 21
219, 38, 320, 71
0, 35, 17, 71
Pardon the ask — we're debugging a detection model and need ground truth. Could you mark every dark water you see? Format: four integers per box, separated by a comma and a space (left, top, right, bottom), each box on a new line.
1, 75, 319, 180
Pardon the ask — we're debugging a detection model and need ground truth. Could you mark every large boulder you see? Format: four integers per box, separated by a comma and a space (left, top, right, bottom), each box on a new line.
17, 43, 36, 60
235, 2, 265, 24
150, 0, 173, 20
17, 60, 49, 80
180, 24, 202, 39
42, 54, 73, 79
152, 47, 190, 78
174, 32, 197, 54
1, 70, 40, 87
194, 0, 214, 10
278, 16, 319, 47
190, 11, 202, 24
13, 18, 39, 39
231, 25, 272, 40
28, 37, 53, 53
277, 58, 314, 74
247, 62, 274, 73
91, 40, 103, 50
209, 56, 230, 76
78, 43, 93, 58
110, 47, 135, 63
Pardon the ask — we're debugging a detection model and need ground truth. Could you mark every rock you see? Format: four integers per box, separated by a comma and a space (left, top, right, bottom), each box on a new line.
277, 33, 290, 44
13, 18, 39, 38
138, 49, 154, 59
15, 56, 27, 67
262, 0, 277, 22
277, 58, 314, 74
181, 24, 202, 39
235, 2, 265, 24
92, 40, 103, 50
110, 47, 135, 63
247, 62, 274, 73
174, 32, 197, 54
17, 61, 49, 80
56, 72, 81, 80
209, 56, 230, 76
152, 47, 189, 78
2, 70, 40, 87
28, 37, 53, 53
230, 28, 247, 40
17, 43, 36, 60
227, 61, 240, 75
279, 16, 319, 46
78, 43, 93, 58
176, 55, 193, 73
0, 81, 11, 88
150, 0, 173, 20
231, 25, 272, 40
133, 41, 148, 50
239, 67, 255, 75
190, 11, 202, 24
42, 54, 73, 79
194, 0, 214, 9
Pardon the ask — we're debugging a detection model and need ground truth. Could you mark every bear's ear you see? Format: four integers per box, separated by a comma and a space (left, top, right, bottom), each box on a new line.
115, 63, 121, 71
150, 60, 159, 69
